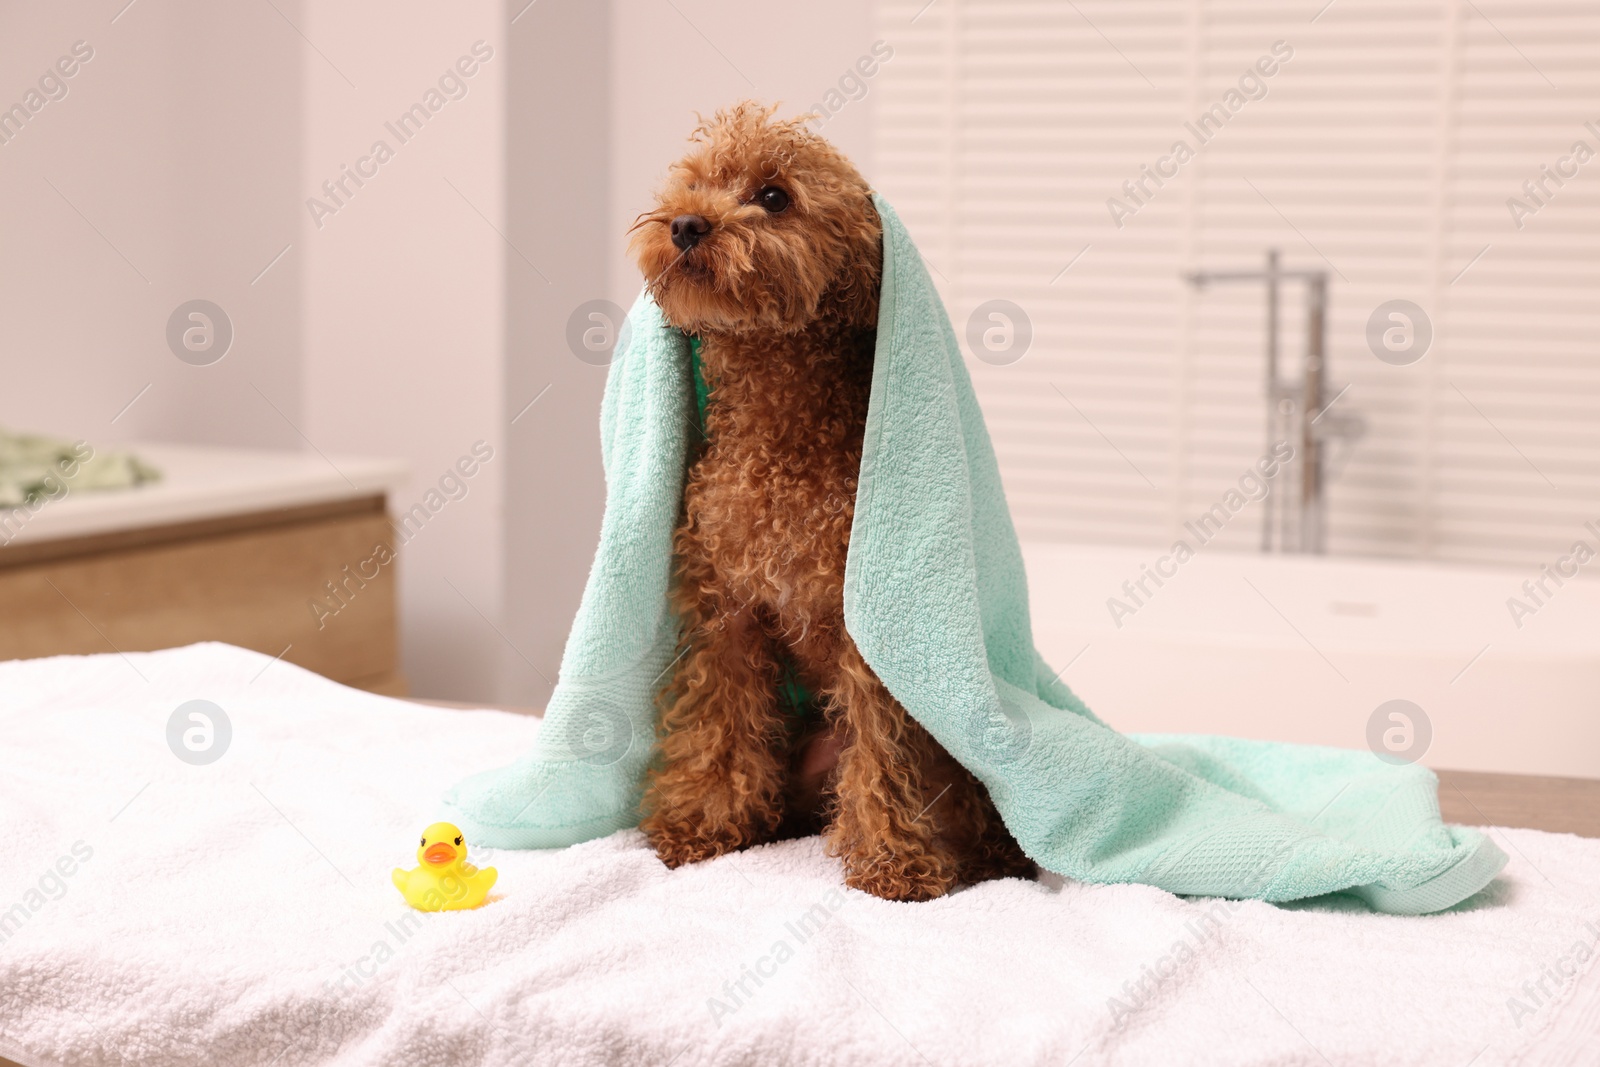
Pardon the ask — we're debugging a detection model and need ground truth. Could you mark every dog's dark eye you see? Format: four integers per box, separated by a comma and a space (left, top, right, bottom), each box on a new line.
756, 187, 790, 213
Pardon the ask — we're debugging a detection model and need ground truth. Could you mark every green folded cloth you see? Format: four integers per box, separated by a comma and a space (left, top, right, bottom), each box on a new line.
0, 429, 160, 508
444, 196, 1505, 914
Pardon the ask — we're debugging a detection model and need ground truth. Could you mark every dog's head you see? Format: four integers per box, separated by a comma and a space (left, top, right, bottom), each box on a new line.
630, 102, 881, 336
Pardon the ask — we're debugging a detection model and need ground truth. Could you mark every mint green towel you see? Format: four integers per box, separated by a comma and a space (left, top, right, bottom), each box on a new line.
445, 196, 1505, 915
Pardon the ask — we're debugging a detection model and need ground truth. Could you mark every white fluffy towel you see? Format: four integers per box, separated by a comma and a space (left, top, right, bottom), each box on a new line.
0, 643, 1596, 1066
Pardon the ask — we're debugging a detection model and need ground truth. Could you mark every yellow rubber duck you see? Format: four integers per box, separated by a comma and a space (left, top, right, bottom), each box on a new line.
391, 822, 498, 911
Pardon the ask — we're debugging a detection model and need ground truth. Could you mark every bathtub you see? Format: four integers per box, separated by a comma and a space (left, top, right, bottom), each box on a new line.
1020, 542, 1600, 779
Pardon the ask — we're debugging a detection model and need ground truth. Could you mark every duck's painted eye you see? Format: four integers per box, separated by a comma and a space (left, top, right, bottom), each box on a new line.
756, 187, 789, 213
454, 836, 463, 846
420, 836, 426, 846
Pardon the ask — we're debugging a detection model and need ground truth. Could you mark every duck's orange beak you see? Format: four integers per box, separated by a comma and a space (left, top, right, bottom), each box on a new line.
423, 842, 458, 866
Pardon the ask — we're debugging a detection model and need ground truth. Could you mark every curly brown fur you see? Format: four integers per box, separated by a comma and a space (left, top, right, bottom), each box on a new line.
633, 102, 1032, 901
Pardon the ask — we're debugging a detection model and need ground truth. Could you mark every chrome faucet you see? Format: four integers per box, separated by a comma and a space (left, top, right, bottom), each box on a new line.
1185, 250, 1363, 554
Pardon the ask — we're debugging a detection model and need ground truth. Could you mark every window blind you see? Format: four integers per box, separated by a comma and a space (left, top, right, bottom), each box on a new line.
873, 0, 1600, 566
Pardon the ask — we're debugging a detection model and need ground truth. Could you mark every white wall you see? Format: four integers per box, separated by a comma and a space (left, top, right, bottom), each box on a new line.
0, 0, 513, 703
499, 0, 613, 709
301, 1, 508, 702
0, 0, 303, 450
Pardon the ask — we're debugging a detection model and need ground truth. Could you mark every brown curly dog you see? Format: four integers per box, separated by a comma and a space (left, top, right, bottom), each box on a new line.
628, 102, 1032, 901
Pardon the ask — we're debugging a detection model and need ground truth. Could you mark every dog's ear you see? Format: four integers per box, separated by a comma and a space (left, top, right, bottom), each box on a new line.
821, 194, 883, 330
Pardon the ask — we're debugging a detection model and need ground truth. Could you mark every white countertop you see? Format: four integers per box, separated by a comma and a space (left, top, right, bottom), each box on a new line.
0, 443, 409, 546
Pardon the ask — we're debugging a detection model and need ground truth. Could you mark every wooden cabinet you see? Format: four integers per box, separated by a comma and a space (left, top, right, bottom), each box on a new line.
0, 445, 408, 693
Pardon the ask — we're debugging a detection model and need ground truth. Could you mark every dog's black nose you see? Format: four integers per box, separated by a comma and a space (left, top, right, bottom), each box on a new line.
670, 214, 711, 251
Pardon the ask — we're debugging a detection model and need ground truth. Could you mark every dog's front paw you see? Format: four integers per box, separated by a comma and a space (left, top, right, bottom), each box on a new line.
957, 835, 1038, 886
643, 819, 748, 869
841, 852, 956, 902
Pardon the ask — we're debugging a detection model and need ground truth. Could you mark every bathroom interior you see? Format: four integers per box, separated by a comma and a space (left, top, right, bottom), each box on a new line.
3, 2, 1599, 1065
2, 5, 1597, 799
